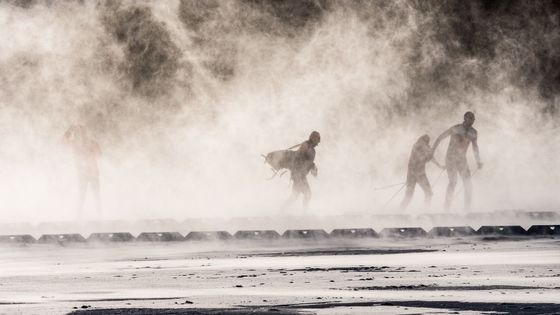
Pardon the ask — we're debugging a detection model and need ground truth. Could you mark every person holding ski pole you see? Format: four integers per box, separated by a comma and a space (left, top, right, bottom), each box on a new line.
400, 134, 444, 210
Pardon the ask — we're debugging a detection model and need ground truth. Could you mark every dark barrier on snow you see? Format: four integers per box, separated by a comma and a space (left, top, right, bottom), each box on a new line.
330, 228, 378, 238
185, 231, 232, 241
477, 226, 527, 236
38, 234, 87, 244
527, 225, 560, 236
0, 234, 36, 244
282, 229, 329, 240
136, 232, 184, 242
87, 232, 135, 243
380, 227, 427, 238
234, 230, 281, 240
428, 226, 477, 237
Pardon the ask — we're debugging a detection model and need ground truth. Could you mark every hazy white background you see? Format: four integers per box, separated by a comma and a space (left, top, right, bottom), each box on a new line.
0, 0, 558, 223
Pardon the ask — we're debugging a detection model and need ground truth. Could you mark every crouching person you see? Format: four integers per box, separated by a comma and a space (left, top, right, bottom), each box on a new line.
400, 134, 443, 210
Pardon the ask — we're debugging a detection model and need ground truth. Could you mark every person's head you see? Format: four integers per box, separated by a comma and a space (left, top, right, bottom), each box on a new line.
463, 111, 475, 127
309, 131, 321, 147
418, 134, 430, 145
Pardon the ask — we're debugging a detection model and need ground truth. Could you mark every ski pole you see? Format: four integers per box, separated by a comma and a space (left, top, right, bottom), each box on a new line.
373, 182, 406, 191
381, 183, 406, 211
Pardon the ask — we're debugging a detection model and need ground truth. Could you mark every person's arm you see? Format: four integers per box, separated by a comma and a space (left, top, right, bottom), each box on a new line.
62, 126, 75, 146
472, 134, 482, 169
310, 163, 318, 177
304, 146, 316, 174
297, 143, 316, 175
423, 144, 444, 169
430, 158, 445, 169
432, 128, 452, 152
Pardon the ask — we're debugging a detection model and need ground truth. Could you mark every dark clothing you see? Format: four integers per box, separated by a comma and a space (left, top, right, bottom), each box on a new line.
291, 174, 310, 196
291, 140, 316, 184
401, 172, 432, 209
285, 140, 317, 209
400, 138, 433, 210
293, 141, 316, 173
407, 140, 433, 176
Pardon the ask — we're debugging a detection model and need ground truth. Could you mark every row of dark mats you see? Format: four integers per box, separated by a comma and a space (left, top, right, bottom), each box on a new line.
0, 225, 558, 245
2, 211, 558, 235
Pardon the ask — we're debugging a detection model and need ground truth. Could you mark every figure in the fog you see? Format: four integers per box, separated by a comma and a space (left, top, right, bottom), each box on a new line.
283, 131, 320, 210
432, 112, 482, 211
63, 125, 102, 216
400, 134, 444, 210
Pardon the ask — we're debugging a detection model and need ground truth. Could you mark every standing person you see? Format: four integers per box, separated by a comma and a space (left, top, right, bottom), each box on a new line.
63, 125, 102, 216
283, 131, 320, 210
432, 112, 483, 211
400, 134, 444, 210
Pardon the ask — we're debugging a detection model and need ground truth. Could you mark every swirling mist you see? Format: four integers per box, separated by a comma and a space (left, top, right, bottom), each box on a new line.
0, 0, 559, 223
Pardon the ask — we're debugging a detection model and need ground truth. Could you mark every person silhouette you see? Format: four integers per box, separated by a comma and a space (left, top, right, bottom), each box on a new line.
63, 125, 102, 216
400, 134, 444, 210
432, 112, 482, 211
282, 131, 320, 210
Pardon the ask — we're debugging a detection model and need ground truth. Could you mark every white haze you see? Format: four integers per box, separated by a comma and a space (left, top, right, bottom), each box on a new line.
0, 0, 558, 223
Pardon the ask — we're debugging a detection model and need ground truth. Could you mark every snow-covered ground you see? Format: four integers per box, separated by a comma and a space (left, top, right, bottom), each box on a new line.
0, 238, 559, 314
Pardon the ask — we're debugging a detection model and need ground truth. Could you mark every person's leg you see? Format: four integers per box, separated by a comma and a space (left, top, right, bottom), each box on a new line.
444, 167, 458, 211
459, 164, 472, 211
282, 191, 298, 210
399, 173, 416, 210
301, 177, 311, 210
282, 177, 301, 210
417, 173, 433, 210
76, 174, 87, 219
91, 175, 102, 214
